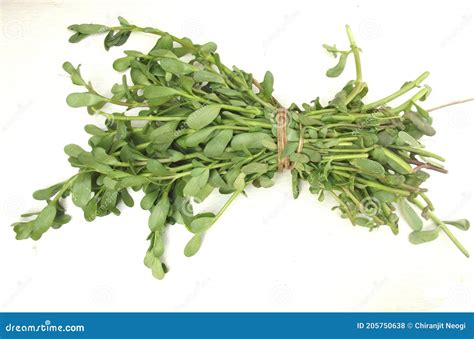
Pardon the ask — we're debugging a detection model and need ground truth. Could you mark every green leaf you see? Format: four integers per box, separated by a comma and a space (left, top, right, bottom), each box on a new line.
113, 56, 133, 72
141, 190, 160, 210
121, 175, 148, 187
203, 130, 233, 158
444, 219, 470, 231
66, 93, 106, 108
329, 89, 348, 112
120, 189, 134, 207
69, 32, 88, 44
184, 234, 203, 257
130, 68, 151, 85
118, 16, 130, 26
183, 177, 201, 197
200, 42, 217, 53
31, 204, 57, 240
146, 159, 170, 176
398, 131, 421, 147
52, 213, 72, 229
190, 214, 215, 233
152, 34, 173, 50
32, 183, 63, 200
184, 127, 216, 147
150, 121, 180, 150
144, 250, 155, 268
186, 105, 221, 130
193, 70, 225, 84
261, 71, 274, 99
84, 197, 98, 221
153, 232, 165, 257
209, 170, 227, 188
72, 173, 92, 208
143, 85, 179, 99
85, 124, 107, 136
197, 168, 210, 187
372, 191, 396, 203
351, 159, 385, 177
289, 153, 310, 164
241, 163, 268, 174
13, 221, 34, 240
92, 148, 120, 166
148, 195, 169, 231
151, 259, 165, 279
104, 30, 131, 50
230, 132, 274, 150
326, 53, 348, 77
69, 24, 109, 35
62, 62, 86, 86
323, 43, 339, 57
399, 199, 423, 231
160, 58, 196, 75
409, 229, 439, 244
233, 172, 246, 191
291, 170, 300, 199
64, 144, 86, 158
302, 148, 321, 162
382, 148, 413, 174
404, 111, 436, 136
258, 176, 274, 188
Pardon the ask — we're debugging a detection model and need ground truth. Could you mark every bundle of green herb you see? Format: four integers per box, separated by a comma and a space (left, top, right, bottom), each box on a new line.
12, 17, 470, 279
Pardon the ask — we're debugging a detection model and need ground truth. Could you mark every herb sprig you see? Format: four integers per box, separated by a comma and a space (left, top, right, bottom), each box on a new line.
13, 17, 470, 279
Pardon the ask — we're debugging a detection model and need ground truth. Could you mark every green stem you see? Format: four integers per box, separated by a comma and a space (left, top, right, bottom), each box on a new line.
99, 112, 185, 122
214, 190, 242, 221
363, 72, 430, 111
344, 25, 364, 105
411, 198, 469, 257
332, 170, 410, 196
390, 145, 445, 162
390, 86, 429, 114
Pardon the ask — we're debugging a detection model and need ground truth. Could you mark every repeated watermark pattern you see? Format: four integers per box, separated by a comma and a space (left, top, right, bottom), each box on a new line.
358, 19, 382, 40
1, 277, 32, 310
174, 278, 210, 310
440, 12, 472, 48
1, 101, 32, 133
262, 12, 301, 51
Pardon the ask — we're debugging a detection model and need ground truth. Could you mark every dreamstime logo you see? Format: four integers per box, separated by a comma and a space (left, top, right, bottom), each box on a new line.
268, 108, 292, 129
271, 282, 292, 306
90, 285, 114, 306
358, 19, 382, 40
180, 198, 194, 217
2, 20, 25, 40
360, 196, 380, 217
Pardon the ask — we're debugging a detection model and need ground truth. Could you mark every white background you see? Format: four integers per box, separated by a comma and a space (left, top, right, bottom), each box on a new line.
1, 0, 473, 312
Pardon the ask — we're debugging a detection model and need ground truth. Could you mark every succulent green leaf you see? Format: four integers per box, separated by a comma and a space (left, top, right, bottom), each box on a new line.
184, 234, 203, 257
399, 199, 423, 231
409, 229, 439, 244
66, 93, 106, 108
186, 105, 221, 130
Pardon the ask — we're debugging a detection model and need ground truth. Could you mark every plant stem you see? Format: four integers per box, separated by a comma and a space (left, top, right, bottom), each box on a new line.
99, 112, 185, 122
344, 25, 364, 105
362, 72, 430, 111
427, 97, 474, 112
411, 198, 469, 257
